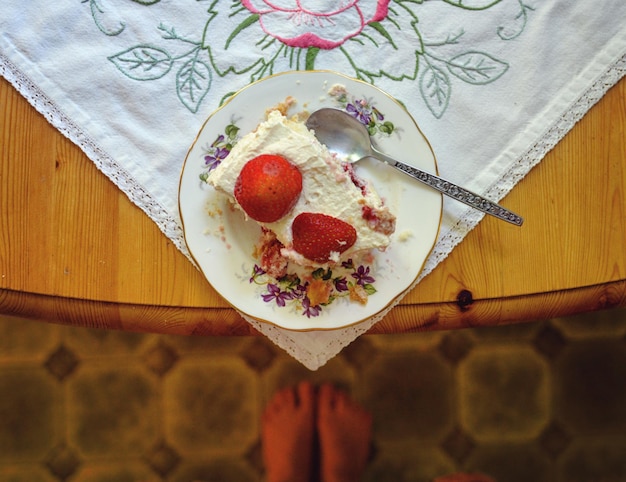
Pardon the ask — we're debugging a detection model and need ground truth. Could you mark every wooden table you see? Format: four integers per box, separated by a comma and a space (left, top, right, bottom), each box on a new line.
1, 76, 625, 336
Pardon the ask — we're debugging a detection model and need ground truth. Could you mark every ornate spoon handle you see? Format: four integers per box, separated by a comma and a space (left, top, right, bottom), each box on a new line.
372, 146, 524, 226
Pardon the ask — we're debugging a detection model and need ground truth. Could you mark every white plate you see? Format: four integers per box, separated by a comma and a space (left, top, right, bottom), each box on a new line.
179, 71, 442, 331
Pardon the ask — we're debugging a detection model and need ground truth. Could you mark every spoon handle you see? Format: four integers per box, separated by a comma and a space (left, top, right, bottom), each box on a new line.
371, 147, 524, 226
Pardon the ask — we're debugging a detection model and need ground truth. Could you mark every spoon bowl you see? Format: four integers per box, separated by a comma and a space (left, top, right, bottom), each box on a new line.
306, 108, 523, 226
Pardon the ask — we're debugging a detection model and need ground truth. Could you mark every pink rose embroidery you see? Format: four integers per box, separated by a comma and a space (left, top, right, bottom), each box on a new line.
241, 0, 390, 49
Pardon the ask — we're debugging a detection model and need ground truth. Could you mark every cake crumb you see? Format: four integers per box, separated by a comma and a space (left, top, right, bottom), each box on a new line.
205, 201, 223, 218
307, 279, 333, 306
328, 83, 347, 97
266, 96, 296, 117
397, 230, 414, 242
349, 284, 369, 305
292, 110, 310, 123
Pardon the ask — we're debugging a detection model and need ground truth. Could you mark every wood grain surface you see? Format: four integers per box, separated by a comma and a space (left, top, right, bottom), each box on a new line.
1, 76, 625, 335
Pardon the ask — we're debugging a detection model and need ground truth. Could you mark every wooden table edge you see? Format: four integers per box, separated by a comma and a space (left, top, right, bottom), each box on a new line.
2, 279, 625, 336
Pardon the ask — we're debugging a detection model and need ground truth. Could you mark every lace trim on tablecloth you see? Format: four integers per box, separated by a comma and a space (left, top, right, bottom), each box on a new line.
420, 50, 626, 283
243, 296, 392, 370
2, 50, 625, 370
0, 52, 191, 261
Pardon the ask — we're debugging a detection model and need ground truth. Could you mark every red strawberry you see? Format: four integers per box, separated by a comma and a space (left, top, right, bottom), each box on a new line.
292, 213, 357, 263
234, 154, 302, 223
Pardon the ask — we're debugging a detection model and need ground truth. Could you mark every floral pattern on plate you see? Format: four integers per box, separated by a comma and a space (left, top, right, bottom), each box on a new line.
179, 71, 442, 331
250, 259, 378, 318
200, 94, 394, 316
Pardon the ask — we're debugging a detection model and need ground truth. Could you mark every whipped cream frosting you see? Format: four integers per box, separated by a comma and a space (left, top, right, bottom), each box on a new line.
208, 110, 394, 265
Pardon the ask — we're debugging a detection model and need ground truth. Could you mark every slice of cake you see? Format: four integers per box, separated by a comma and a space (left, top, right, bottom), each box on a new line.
208, 109, 395, 278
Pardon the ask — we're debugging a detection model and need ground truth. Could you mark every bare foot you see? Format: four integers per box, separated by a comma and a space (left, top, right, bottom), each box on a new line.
317, 384, 372, 482
262, 381, 315, 482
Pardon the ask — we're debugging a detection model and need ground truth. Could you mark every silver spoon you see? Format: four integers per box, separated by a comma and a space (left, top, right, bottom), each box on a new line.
306, 108, 523, 226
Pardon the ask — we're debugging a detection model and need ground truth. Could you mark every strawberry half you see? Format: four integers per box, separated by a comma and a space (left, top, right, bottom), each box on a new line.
292, 213, 357, 263
234, 154, 302, 223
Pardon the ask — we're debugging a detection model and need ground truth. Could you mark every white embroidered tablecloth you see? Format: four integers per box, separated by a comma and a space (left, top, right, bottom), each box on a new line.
2, 1, 625, 369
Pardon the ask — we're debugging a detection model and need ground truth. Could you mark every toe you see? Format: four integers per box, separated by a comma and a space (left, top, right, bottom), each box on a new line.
318, 383, 337, 411
281, 386, 296, 407
334, 390, 350, 409
297, 380, 314, 409
267, 385, 295, 413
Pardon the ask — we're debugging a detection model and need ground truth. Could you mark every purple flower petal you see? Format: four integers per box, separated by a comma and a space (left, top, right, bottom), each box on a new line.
352, 265, 375, 286
261, 283, 293, 307
301, 297, 321, 318
334, 277, 348, 292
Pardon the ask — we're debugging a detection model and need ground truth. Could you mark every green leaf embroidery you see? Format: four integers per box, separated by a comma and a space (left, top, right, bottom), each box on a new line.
338, 5, 421, 84
447, 51, 509, 84
497, 0, 535, 40
225, 14, 260, 49
108, 46, 173, 80
420, 65, 451, 119
92, 0, 529, 118
305, 47, 319, 70
202, 5, 265, 77
177, 59, 212, 113
85, 0, 125, 36
442, 0, 504, 10
368, 22, 398, 49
